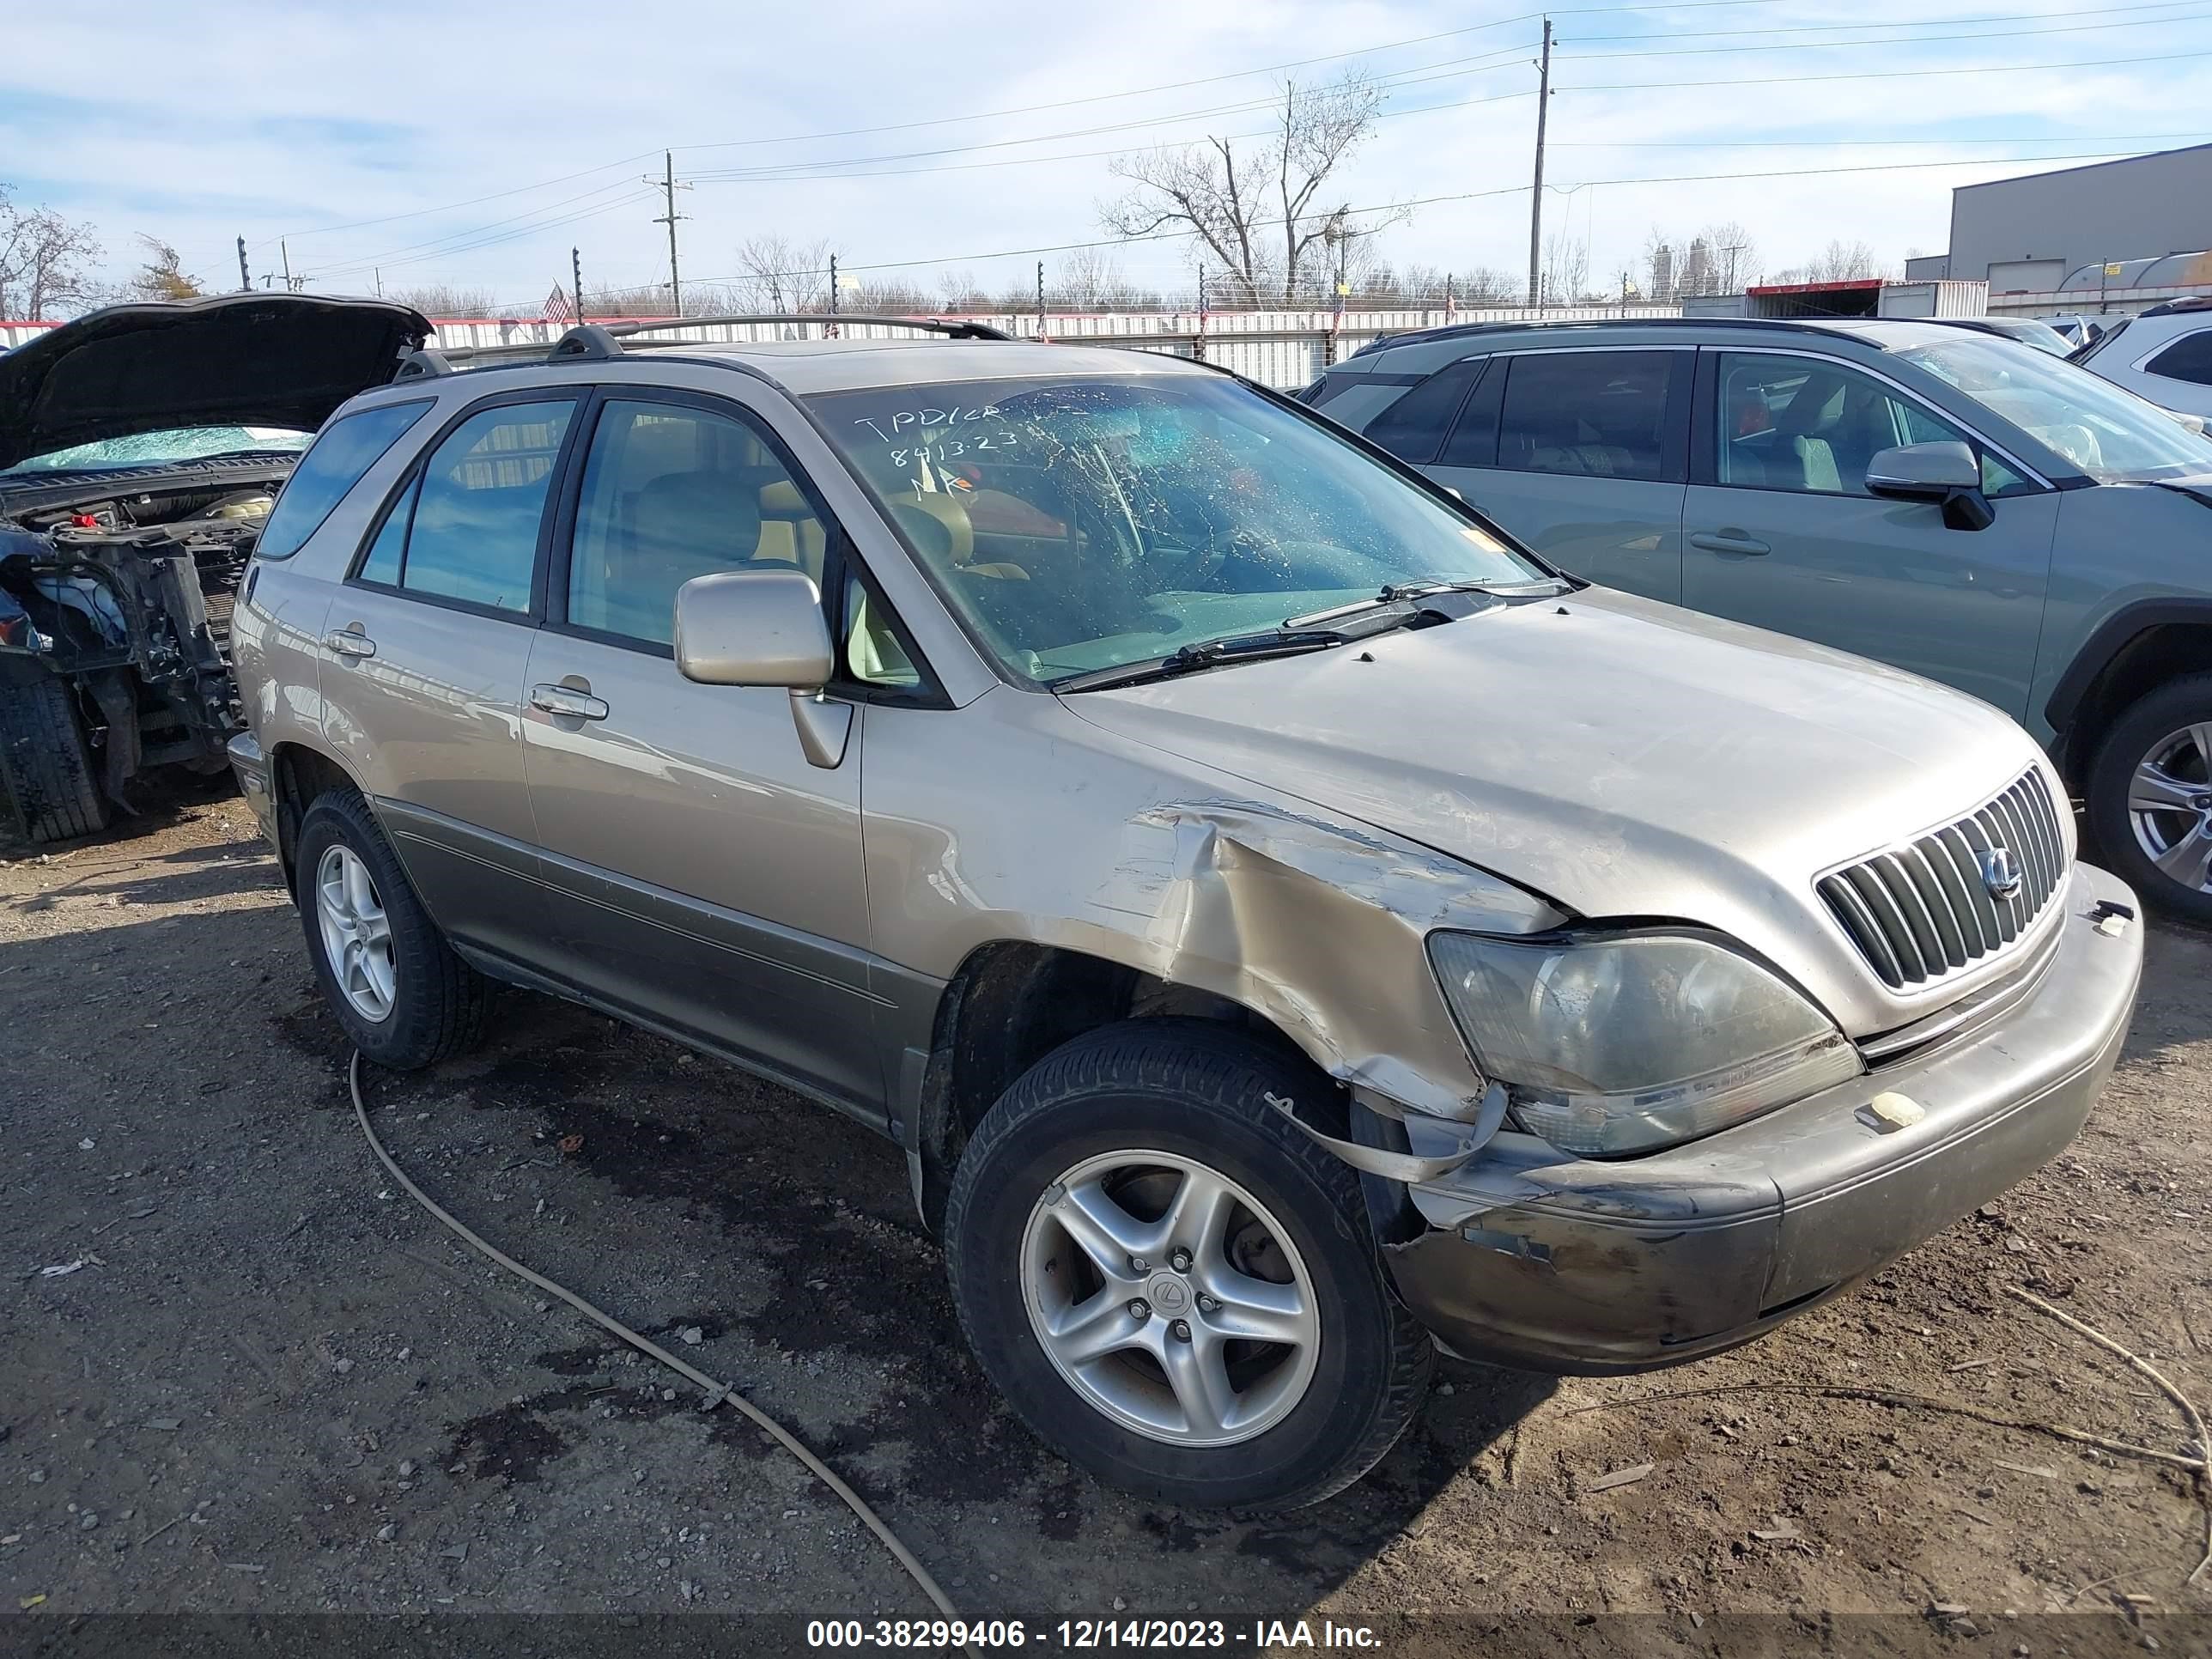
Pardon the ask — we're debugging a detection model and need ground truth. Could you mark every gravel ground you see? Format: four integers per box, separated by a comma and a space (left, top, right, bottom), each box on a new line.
4, 794, 2210, 1656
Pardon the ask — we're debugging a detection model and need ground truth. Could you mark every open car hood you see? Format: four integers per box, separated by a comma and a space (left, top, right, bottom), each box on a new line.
0, 294, 431, 471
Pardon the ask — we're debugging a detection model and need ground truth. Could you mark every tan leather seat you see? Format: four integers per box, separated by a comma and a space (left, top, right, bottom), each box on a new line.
896, 489, 1028, 580
756, 480, 827, 580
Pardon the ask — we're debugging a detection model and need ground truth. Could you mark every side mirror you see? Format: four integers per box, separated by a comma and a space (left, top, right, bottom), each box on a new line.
1865, 441, 1995, 532
673, 568, 834, 688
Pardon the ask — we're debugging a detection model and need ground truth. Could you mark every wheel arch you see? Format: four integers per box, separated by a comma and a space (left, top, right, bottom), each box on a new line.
908, 939, 1329, 1235
266, 738, 368, 883
2046, 600, 2212, 785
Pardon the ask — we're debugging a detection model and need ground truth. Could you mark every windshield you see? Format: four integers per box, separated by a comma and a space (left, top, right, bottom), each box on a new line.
1897, 335, 2212, 481
0, 425, 313, 475
805, 374, 1540, 682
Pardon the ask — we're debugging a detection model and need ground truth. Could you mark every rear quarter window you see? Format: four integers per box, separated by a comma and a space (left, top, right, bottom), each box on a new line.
256, 401, 434, 560
2145, 329, 2212, 388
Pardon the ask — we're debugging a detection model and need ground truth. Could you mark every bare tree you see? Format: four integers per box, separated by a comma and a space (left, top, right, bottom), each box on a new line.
1101, 70, 1388, 306
733, 234, 835, 312
1457, 267, 1517, 304
1801, 239, 1881, 283
1698, 222, 1759, 293
0, 186, 104, 319
1539, 232, 1590, 307
123, 236, 204, 302
389, 283, 498, 316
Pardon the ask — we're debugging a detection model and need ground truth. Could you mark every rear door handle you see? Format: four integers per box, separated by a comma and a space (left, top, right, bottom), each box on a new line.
1689, 531, 1771, 556
323, 629, 377, 659
529, 683, 610, 721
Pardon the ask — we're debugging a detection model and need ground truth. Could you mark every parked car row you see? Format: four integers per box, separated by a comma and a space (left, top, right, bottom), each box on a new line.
1304, 313, 2212, 921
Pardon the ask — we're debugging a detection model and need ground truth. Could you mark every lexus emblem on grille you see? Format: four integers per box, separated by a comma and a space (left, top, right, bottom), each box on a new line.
1981, 847, 2024, 902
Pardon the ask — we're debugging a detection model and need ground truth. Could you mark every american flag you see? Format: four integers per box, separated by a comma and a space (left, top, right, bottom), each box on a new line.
544, 284, 575, 325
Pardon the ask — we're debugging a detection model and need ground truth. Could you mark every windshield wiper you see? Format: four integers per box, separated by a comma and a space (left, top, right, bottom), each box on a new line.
1286, 576, 1568, 629
1054, 627, 1349, 693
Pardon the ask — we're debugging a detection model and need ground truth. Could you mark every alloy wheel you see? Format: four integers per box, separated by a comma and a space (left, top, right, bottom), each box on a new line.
2127, 721, 2212, 895
315, 843, 397, 1023
1018, 1149, 1321, 1448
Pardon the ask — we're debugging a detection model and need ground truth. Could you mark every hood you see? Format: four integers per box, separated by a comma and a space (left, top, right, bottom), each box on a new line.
2151, 476, 2212, 509
1060, 586, 2052, 1036
0, 294, 431, 471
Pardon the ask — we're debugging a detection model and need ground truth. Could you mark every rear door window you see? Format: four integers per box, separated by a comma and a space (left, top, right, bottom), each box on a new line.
1496, 351, 1680, 481
257, 401, 432, 559
354, 399, 573, 613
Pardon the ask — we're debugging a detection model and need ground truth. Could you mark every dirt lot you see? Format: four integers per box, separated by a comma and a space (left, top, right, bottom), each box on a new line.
5, 794, 2211, 1655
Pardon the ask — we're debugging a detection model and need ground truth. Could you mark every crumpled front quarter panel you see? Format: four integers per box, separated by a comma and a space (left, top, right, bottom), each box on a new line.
859, 686, 1566, 1119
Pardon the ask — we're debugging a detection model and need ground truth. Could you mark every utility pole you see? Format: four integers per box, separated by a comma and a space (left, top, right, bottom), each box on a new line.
1195, 265, 1207, 363
1526, 17, 1553, 312
572, 247, 584, 326
374, 268, 382, 298
1036, 261, 1047, 338
648, 151, 690, 317
826, 254, 838, 337
1720, 241, 1748, 295
236, 236, 250, 293
280, 239, 294, 293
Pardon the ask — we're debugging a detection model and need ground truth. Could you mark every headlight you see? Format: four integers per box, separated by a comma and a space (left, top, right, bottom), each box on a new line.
1426, 930, 1862, 1156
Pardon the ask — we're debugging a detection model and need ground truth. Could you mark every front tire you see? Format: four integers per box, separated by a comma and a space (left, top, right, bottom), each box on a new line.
0, 674, 108, 842
945, 1019, 1431, 1511
294, 789, 489, 1067
2086, 673, 2212, 925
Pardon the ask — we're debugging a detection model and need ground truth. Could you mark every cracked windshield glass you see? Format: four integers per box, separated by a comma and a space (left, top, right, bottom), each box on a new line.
807, 374, 1539, 681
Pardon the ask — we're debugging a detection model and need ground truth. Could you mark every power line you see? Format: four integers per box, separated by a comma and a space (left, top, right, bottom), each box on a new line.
1554, 130, 2212, 147
666, 0, 1801, 155
1563, 9, 2212, 58
511, 143, 2179, 307
1561, 44, 2212, 94
1566, 0, 2205, 42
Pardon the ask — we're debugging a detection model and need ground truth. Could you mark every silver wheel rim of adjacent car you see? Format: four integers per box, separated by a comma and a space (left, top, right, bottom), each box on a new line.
2128, 722, 2212, 895
315, 845, 397, 1023
1018, 1149, 1322, 1449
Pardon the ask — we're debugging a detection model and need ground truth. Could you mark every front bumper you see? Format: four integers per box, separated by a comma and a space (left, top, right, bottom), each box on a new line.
227, 730, 279, 854
1383, 861, 2142, 1373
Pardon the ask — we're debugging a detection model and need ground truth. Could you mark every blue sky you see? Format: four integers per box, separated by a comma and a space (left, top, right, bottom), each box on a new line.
5, 0, 2211, 313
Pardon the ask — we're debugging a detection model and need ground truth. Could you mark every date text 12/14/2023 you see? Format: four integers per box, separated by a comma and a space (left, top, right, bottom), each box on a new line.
805, 1619, 1383, 1649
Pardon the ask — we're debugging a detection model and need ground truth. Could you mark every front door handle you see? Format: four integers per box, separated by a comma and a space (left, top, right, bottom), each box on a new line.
1689, 531, 1771, 556
529, 683, 610, 721
323, 628, 377, 659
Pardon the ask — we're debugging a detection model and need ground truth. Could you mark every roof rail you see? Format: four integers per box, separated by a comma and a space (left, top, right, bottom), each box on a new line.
393, 348, 455, 380
386, 313, 1022, 382
1349, 313, 1876, 356
591, 313, 1015, 342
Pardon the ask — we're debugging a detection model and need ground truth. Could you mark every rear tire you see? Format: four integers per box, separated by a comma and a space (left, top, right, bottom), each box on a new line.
945, 1018, 1431, 1511
0, 673, 108, 842
294, 788, 489, 1068
2086, 673, 2212, 926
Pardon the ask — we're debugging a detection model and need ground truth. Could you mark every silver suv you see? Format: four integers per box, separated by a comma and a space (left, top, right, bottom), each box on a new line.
229, 319, 2144, 1511
1304, 317, 2212, 921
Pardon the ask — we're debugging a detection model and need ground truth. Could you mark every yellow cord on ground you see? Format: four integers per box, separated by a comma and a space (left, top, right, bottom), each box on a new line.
348, 1049, 963, 1623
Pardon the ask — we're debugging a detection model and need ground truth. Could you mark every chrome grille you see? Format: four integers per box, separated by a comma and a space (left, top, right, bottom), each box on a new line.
1817, 769, 2069, 990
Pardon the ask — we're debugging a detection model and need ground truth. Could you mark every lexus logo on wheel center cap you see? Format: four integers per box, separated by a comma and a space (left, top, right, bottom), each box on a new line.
1147, 1275, 1191, 1314
1981, 847, 2024, 902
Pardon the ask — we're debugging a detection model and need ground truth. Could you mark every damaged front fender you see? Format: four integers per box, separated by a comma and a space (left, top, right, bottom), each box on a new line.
862, 687, 1571, 1158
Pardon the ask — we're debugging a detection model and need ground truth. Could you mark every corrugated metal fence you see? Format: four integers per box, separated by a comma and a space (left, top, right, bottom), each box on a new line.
423, 304, 1684, 388
5, 302, 1686, 388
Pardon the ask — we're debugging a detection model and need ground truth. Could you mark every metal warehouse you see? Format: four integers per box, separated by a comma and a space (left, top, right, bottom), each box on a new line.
1907, 142, 2212, 316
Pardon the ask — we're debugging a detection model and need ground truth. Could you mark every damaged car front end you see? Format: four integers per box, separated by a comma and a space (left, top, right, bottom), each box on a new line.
0, 295, 428, 841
